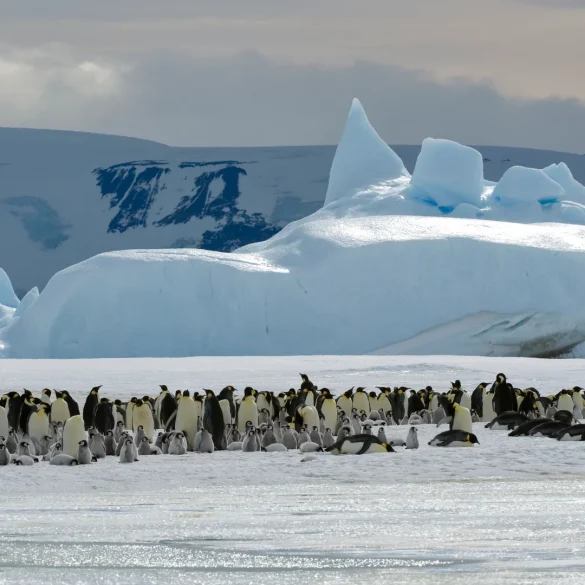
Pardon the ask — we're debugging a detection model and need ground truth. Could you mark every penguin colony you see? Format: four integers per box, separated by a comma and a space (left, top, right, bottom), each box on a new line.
1, 372, 584, 467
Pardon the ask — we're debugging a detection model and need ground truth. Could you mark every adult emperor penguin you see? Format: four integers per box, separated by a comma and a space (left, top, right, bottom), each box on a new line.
429, 430, 479, 447
451, 403, 473, 434
61, 391, 80, 417
50, 391, 70, 425
336, 389, 354, 417
318, 389, 337, 431
237, 387, 258, 434
298, 405, 320, 433
19, 392, 37, 434
572, 387, 584, 411
407, 390, 425, 416
6, 392, 23, 431
203, 389, 226, 450
27, 403, 51, 444
353, 388, 370, 415
62, 415, 87, 457
125, 397, 138, 429
157, 386, 178, 428
175, 391, 201, 451
133, 399, 155, 441
485, 411, 529, 430
83, 386, 101, 430
557, 390, 575, 414
94, 398, 115, 435
0, 399, 8, 439
326, 434, 395, 455
493, 374, 516, 415
376, 388, 393, 417
41, 388, 52, 405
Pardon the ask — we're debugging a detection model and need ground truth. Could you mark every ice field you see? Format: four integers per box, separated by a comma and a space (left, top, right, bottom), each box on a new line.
1, 355, 585, 585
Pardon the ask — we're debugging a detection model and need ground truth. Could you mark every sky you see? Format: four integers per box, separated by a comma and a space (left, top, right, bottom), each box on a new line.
1, 0, 584, 151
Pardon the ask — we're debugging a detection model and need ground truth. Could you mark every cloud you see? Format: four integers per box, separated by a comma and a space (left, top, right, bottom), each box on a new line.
0, 46, 584, 153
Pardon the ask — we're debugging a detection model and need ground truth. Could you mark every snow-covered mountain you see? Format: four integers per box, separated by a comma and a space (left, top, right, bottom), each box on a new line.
3, 99, 585, 359
1, 126, 585, 297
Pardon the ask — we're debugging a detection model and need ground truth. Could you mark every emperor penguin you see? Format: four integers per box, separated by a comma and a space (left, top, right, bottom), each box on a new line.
493, 374, 516, 415
429, 430, 479, 447
482, 387, 497, 422
309, 426, 323, 446
113, 420, 125, 443
50, 454, 78, 466
197, 429, 215, 453
351, 413, 362, 435
41, 388, 52, 405
261, 425, 277, 448
326, 434, 395, 455
104, 430, 117, 456
336, 425, 353, 443
133, 399, 155, 441
175, 391, 201, 451
557, 390, 574, 414
134, 425, 147, 446
405, 427, 419, 449
77, 440, 94, 464
451, 403, 473, 434
237, 388, 259, 434
94, 398, 115, 435
168, 431, 187, 455
125, 397, 138, 430
318, 389, 337, 432
353, 388, 370, 415
89, 433, 106, 459
6, 430, 17, 454
120, 438, 138, 463
282, 427, 298, 450
322, 428, 335, 448
242, 429, 259, 452
62, 415, 87, 457
0, 442, 11, 466
203, 389, 226, 450
376, 425, 387, 443
19, 392, 37, 434
571, 387, 584, 410
61, 391, 80, 417
336, 389, 354, 417
51, 391, 70, 425
17, 440, 34, 458
83, 386, 101, 430
376, 388, 393, 415
138, 436, 155, 455
6, 391, 23, 431
0, 400, 10, 439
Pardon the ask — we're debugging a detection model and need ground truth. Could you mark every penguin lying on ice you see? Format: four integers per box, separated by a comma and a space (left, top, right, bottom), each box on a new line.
325, 434, 395, 455
428, 430, 479, 447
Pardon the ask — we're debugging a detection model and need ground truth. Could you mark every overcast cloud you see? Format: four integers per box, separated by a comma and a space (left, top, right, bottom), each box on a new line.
0, 0, 584, 151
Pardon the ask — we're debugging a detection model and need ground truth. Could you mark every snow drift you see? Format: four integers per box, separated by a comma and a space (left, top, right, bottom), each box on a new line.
3, 99, 585, 359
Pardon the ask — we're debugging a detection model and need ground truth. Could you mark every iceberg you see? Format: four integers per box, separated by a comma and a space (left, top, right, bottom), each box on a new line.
4, 99, 585, 359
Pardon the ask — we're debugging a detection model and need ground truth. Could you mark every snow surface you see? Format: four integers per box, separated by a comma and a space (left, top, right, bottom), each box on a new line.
2, 355, 585, 585
4, 99, 585, 359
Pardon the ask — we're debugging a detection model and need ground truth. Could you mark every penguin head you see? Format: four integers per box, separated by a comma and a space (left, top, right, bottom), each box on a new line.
176, 432, 184, 439
175, 390, 182, 399
496, 373, 506, 383
69, 459, 78, 466
363, 424, 372, 431
142, 396, 151, 403
182, 390, 190, 398
467, 434, 480, 445
90, 386, 101, 394
159, 385, 168, 392
37, 403, 50, 413
141, 437, 149, 443
138, 425, 144, 431
125, 439, 133, 445
42, 388, 51, 396
20, 441, 28, 447
409, 426, 418, 434
54, 390, 63, 398
116, 421, 124, 427
106, 430, 113, 436
135, 399, 144, 407
22, 389, 32, 398
205, 389, 215, 398
78, 440, 88, 447
99, 397, 109, 404
382, 442, 395, 452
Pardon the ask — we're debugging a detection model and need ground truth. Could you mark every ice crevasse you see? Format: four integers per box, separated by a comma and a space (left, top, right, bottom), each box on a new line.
3, 98, 585, 359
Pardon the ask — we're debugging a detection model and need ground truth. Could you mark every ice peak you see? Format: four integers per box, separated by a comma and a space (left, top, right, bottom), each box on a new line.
323, 98, 409, 207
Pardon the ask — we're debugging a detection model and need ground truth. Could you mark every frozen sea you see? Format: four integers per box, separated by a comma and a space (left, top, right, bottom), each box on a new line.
1, 355, 585, 585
